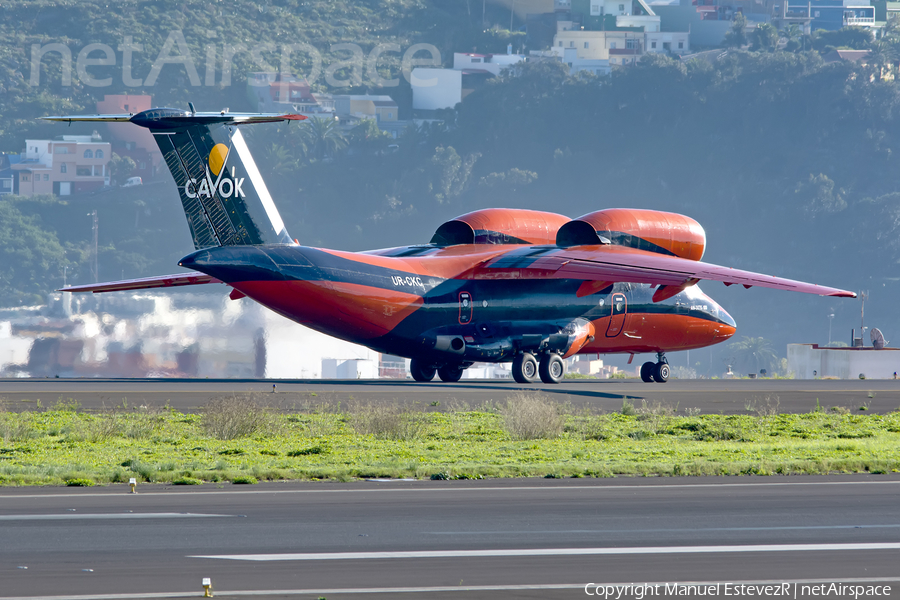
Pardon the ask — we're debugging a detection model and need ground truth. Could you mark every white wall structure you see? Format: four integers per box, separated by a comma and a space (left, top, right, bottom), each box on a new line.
462, 363, 512, 379
336, 358, 379, 379
411, 68, 463, 110
0, 291, 378, 379
562, 48, 612, 76
452, 53, 525, 76
787, 344, 900, 379
249, 301, 379, 378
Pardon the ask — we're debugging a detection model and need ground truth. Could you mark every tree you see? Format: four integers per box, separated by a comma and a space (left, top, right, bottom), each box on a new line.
751, 23, 779, 52
727, 337, 779, 376
723, 13, 748, 48
108, 153, 135, 184
299, 117, 348, 161
426, 146, 479, 203
0, 199, 69, 306
262, 143, 299, 176
797, 173, 847, 215
783, 24, 804, 52
348, 119, 392, 154
811, 27, 874, 51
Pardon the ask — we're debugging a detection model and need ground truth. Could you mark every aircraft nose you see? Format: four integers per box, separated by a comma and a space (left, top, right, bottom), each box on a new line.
709, 298, 736, 342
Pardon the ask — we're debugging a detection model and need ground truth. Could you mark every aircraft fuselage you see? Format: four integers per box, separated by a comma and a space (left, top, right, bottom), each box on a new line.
180, 242, 736, 364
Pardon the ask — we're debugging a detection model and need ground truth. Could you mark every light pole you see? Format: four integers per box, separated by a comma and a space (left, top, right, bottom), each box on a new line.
827, 313, 834, 345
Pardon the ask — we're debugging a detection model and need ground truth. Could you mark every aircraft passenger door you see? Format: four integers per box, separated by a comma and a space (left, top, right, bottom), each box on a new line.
606, 293, 627, 337
459, 291, 473, 325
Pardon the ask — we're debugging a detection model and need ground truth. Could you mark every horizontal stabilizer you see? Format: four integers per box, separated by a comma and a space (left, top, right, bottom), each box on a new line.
59, 273, 222, 294
42, 109, 306, 130
43, 106, 302, 249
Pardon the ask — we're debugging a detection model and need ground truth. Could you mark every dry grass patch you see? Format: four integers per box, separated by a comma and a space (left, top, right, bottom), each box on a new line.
501, 392, 563, 440
202, 395, 279, 440
348, 402, 424, 440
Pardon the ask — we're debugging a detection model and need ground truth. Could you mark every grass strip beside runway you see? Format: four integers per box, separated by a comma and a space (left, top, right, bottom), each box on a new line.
0, 395, 898, 485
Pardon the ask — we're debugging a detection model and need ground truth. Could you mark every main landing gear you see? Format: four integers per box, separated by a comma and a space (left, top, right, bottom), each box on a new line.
640, 352, 669, 384
512, 352, 565, 385
409, 358, 466, 382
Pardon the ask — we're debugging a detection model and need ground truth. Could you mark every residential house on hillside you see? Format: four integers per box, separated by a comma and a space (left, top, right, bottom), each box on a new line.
781, 0, 880, 32
247, 72, 335, 117
552, 0, 689, 65
13, 134, 110, 197
412, 51, 527, 111
0, 153, 20, 196
96, 95, 162, 181
333, 94, 407, 138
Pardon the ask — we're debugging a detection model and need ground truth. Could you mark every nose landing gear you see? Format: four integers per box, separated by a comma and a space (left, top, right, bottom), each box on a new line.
640, 352, 670, 383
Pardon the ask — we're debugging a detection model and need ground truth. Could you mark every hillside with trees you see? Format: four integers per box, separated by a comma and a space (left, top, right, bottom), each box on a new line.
2, 0, 900, 373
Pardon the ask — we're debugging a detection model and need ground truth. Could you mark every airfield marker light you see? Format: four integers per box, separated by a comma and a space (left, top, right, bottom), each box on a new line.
202, 577, 213, 597
272, 384, 277, 393
128, 478, 137, 494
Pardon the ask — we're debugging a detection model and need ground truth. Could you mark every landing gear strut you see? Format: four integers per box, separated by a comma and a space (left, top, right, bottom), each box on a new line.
640, 352, 669, 384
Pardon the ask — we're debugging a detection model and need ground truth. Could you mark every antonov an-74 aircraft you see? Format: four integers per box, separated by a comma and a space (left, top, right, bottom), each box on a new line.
46, 107, 856, 384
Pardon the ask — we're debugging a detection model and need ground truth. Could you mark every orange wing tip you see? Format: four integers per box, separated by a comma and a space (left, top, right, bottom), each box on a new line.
282, 114, 308, 120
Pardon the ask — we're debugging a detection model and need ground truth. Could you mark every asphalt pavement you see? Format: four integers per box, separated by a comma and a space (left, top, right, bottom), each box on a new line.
0, 377, 898, 414
1, 476, 899, 599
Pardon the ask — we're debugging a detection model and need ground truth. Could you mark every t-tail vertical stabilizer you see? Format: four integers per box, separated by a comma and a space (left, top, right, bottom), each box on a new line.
42, 107, 306, 249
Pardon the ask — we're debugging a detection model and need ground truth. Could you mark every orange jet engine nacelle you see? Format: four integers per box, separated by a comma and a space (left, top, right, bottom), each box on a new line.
431, 208, 571, 246
557, 208, 707, 261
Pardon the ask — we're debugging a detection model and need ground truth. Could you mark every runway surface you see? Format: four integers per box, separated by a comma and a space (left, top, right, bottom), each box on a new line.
1, 377, 899, 414
1, 476, 899, 599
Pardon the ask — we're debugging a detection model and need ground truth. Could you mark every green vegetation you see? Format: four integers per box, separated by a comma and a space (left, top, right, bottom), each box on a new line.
0, 396, 898, 486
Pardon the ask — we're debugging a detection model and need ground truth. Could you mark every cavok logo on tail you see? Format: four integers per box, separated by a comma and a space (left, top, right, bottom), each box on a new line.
184, 143, 245, 199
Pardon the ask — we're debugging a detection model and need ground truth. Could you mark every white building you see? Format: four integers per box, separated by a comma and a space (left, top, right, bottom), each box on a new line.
411, 51, 527, 111
411, 69, 463, 110
787, 344, 900, 380
16, 134, 110, 196
452, 52, 525, 76
552, 0, 689, 67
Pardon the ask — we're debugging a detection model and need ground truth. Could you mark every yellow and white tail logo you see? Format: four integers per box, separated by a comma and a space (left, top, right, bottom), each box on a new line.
184, 143, 246, 199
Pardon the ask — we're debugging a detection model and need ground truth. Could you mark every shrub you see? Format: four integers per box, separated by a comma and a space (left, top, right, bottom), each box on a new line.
0, 413, 35, 443
500, 392, 563, 440
202, 396, 276, 440
65, 478, 95, 487
231, 476, 258, 484
288, 445, 327, 456
172, 476, 203, 485
349, 403, 424, 440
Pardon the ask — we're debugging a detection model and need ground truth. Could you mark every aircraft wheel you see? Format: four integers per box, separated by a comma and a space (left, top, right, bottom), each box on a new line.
652, 362, 670, 383
640, 361, 655, 383
512, 353, 539, 384
409, 358, 436, 382
539, 353, 565, 384
438, 364, 464, 382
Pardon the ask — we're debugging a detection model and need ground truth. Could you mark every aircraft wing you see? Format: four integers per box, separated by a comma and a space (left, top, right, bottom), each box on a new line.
59, 273, 222, 293
480, 245, 857, 299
